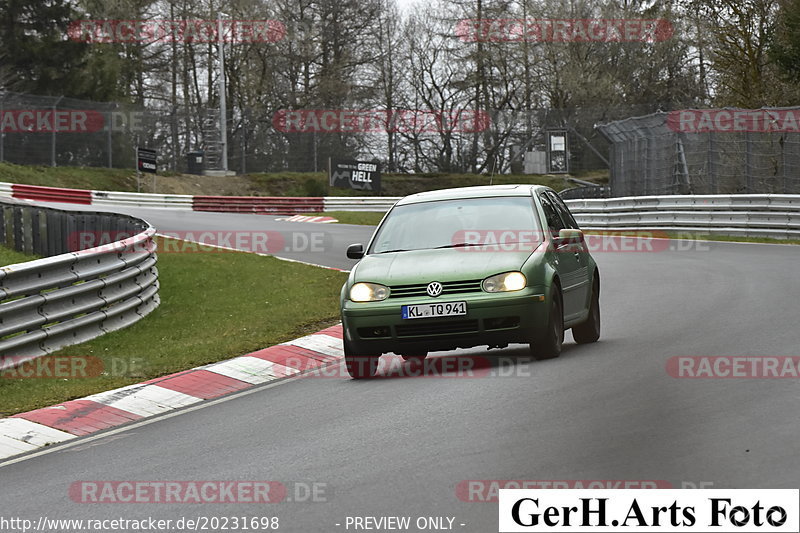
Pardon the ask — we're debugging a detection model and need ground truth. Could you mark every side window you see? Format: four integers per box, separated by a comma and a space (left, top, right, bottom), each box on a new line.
548, 191, 579, 229
538, 193, 565, 237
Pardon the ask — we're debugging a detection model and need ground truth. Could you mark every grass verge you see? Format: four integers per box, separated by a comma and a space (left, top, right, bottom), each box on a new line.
249, 171, 577, 197
0, 162, 141, 191
0, 245, 39, 266
0, 161, 602, 197
0, 237, 347, 416
310, 211, 385, 226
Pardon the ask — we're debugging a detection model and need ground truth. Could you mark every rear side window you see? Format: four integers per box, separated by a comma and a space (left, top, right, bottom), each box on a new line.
547, 191, 580, 229
538, 193, 565, 237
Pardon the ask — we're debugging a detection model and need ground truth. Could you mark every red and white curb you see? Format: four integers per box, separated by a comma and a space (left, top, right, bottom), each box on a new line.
0, 325, 344, 462
276, 215, 338, 224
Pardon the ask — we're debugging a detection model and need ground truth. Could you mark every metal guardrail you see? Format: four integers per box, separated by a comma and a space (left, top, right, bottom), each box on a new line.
565, 195, 800, 239
559, 186, 611, 200
193, 196, 324, 214
323, 197, 399, 212
92, 190, 193, 210
2, 180, 798, 238
0, 199, 160, 370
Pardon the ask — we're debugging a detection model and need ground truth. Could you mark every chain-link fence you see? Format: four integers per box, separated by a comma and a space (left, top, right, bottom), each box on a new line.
12, 89, 798, 195
597, 109, 800, 196
0, 90, 203, 172
0, 90, 644, 176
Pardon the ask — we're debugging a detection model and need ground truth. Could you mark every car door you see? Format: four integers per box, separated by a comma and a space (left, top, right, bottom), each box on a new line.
538, 191, 587, 322
547, 191, 592, 318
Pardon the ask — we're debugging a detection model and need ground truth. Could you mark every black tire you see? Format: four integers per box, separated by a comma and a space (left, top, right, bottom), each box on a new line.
343, 338, 379, 379
530, 286, 564, 360
572, 276, 600, 344
401, 354, 427, 362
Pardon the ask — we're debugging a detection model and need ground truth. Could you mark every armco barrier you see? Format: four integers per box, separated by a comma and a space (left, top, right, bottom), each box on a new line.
2, 180, 799, 239
323, 197, 399, 212
192, 195, 324, 214
92, 190, 193, 210
0, 199, 160, 370
565, 194, 800, 239
12, 184, 92, 205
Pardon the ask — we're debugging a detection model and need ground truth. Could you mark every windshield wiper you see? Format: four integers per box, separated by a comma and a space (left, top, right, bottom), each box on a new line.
435, 241, 540, 250
434, 242, 482, 249
375, 248, 411, 254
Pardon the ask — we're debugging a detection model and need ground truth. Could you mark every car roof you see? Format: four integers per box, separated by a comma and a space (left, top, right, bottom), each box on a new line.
395, 184, 551, 206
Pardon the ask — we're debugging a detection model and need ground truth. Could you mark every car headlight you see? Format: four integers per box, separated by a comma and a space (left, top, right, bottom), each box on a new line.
482, 271, 527, 293
350, 282, 390, 302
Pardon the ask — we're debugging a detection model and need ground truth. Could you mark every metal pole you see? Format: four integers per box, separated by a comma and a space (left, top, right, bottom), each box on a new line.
708, 131, 716, 194
135, 139, 141, 193
0, 91, 4, 162
745, 131, 752, 193
241, 111, 246, 175
218, 14, 228, 172
106, 105, 115, 168
51, 95, 64, 167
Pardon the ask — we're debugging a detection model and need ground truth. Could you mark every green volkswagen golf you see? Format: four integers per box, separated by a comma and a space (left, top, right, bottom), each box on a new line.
340, 185, 600, 378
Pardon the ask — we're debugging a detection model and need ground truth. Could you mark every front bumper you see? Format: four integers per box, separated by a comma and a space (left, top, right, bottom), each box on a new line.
341, 287, 548, 355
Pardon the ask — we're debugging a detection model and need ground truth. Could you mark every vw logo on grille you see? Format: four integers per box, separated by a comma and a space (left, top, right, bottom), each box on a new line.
426, 281, 443, 297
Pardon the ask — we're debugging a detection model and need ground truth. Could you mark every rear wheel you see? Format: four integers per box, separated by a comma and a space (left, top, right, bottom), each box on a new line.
343, 338, 379, 379
530, 287, 563, 360
572, 276, 600, 344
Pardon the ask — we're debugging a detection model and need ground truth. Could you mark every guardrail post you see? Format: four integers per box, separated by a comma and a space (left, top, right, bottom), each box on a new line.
21, 208, 33, 255
12, 206, 23, 252
46, 211, 62, 255
2, 205, 12, 248
36, 209, 48, 256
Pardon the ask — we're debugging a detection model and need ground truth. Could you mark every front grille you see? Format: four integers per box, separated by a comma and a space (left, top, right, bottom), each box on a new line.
389, 279, 483, 298
396, 319, 479, 337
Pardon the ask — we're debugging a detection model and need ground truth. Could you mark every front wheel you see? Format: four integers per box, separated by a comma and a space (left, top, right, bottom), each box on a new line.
572, 276, 600, 344
530, 287, 563, 360
343, 337, 379, 379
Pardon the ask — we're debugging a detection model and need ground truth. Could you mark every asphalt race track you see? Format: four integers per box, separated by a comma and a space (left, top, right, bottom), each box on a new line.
1, 205, 799, 532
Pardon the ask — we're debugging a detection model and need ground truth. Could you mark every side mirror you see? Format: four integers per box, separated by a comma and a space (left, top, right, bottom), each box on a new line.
346, 243, 365, 260
556, 228, 584, 247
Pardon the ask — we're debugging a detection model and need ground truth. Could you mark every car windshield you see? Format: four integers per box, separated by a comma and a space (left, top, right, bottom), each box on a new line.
368, 196, 542, 254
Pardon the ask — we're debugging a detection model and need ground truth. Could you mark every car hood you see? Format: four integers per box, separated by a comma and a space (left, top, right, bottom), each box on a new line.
353, 245, 540, 285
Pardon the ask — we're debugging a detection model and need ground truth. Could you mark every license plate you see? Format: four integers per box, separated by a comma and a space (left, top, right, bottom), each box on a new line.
401, 301, 467, 319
